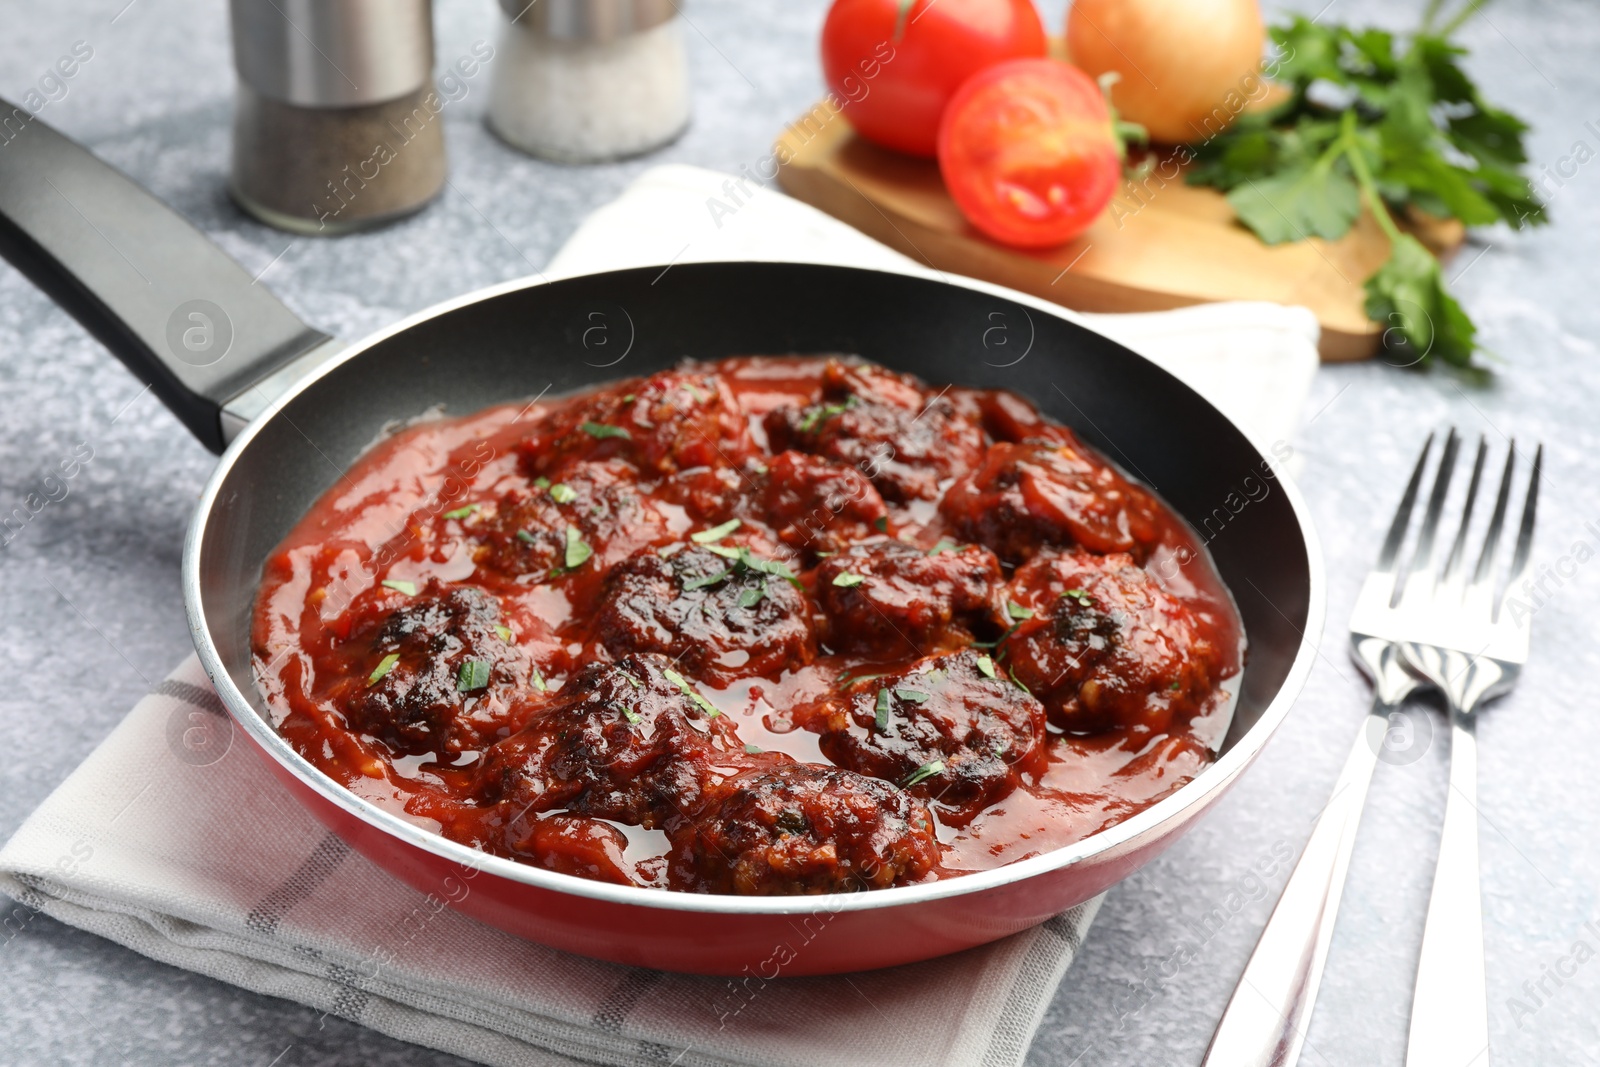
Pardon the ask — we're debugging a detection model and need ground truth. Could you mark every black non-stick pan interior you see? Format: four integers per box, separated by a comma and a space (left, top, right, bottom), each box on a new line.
198, 262, 1313, 756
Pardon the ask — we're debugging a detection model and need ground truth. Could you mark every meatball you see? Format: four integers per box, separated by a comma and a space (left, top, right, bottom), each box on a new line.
794, 650, 1047, 824
519, 368, 753, 478
473, 458, 675, 579
756, 451, 891, 561
815, 540, 1004, 657
939, 441, 1162, 565
667, 763, 940, 895
1003, 552, 1222, 736
477, 655, 766, 841
764, 359, 986, 502
342, 584, 533, 757
591, 544, 815, 684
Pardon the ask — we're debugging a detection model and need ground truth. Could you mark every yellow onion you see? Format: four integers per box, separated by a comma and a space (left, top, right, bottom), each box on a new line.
1066, 0, 1266, 145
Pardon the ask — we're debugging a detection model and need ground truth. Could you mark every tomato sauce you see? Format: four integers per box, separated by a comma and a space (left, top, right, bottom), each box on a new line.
253, 356, 1243, 895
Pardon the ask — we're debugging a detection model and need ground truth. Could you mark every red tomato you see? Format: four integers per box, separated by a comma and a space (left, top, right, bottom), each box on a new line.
821, 0, 1047, 158
937, 58, 1122, 248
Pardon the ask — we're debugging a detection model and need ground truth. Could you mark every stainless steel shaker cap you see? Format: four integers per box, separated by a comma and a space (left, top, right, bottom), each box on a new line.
231, 0, 435, 108
498, 0, 678, 42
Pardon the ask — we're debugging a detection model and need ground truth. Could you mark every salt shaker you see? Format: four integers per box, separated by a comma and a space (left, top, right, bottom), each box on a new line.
488, 0, 691, 163
229, 0, 447, 234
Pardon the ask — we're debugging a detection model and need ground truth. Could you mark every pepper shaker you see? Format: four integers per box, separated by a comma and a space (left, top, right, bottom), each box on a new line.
229, 0, 446, 234
488, 0, 691, 163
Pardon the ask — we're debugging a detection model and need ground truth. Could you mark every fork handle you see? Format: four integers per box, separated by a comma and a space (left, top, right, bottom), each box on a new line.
1406, 706, 1489, 1067
1201, 693, 1401, 1067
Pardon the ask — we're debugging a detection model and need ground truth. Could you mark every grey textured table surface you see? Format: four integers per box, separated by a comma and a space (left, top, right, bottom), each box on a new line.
2, 0, 1597, 1063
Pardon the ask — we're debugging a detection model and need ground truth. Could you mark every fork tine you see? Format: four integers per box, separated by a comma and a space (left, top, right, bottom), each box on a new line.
1501, 443, 1542, 599
1441, 436, 1488, 583
1376, 431, 1435, 572
1470, 441, 1516, 592
1394, 428, 1460, 602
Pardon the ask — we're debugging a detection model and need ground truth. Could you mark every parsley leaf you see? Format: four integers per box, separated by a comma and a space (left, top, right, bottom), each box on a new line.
663, 667, 720, 717
691, 519, 741, 544
832, 572, 866, 588
367, 653, 399, 686
564, 525, 593, 569
457, 660, 491, 692
581, 421, 631, 440
443, 504, 479, 521
1188, 9, 1544, 369
903, 760, 945, 789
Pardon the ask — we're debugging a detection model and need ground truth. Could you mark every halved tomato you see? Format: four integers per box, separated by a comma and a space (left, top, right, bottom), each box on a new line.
821, 0, 1048, 159
937, 58, 1122, 248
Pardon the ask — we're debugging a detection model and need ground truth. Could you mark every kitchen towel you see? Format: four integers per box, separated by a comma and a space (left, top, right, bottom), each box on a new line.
0, 164, 1320, 1067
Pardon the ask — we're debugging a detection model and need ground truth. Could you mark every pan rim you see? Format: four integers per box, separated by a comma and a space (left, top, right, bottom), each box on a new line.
183, 260, 1327, 917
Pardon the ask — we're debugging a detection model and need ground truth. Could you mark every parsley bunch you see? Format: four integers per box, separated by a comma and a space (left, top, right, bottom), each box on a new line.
1187, 1, 1546, 369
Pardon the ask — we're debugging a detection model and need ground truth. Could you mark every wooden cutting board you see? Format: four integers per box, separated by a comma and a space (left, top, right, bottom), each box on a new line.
774, 111, 1464, 362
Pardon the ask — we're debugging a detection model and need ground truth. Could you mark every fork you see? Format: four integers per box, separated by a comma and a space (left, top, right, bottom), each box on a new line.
1202, 432, 1451, 1067
1398, 436, 1540, 1067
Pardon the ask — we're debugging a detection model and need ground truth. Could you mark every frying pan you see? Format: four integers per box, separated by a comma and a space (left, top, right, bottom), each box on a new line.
0, 104, 1325, 976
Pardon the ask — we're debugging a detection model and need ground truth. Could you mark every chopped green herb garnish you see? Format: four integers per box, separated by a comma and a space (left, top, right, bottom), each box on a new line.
564, 525, 593, 569
443, 504, 479, 521
516, 529, 537, 544
875, 687, 892, 733
663, 667, 720, 717
873, 515, 889, 533
702, 545, 805, 590
533, 476, 551, 489
894, 688, 931, 704
832, 572, 866, 588
1008, 665, 1031, 695
621, 670, 642, 690
381, 579, 417, 596
1062, 589, 1092, 604
682, 567, 732, 592
976, 654, 997, 679
1006, 601, 1034, 621
531, 665, 547, 692
928, 539, 960, 556
797, 395, 858, 433
581, 420, 631, 440
744, 743, 763, 755
738, 584, 766, 609
684, 381, 711, 403
904, 759, 945, 788
549, 483, 578, 504
367, 653, 400, 686
495, 624, 513, 642
622, 707, 642, 724
620, 394, 636, 404
457, 660, 491, 692
691, 519, 742, 544
1169, 680, 1183, 691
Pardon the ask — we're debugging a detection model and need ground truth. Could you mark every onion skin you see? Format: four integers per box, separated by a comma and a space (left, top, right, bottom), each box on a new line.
1066, 0, 1266, 145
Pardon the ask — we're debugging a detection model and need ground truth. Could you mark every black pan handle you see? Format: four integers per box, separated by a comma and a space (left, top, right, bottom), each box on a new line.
0, 99, 332, 453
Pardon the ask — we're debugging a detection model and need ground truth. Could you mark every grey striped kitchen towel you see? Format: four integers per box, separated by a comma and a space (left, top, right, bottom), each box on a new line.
0, 655, 1101, 1067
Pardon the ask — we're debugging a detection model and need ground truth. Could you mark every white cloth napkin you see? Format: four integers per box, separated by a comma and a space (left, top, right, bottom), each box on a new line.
0, 657, 1100, 1067
0, 165, 1320, 1067
545, 165, 1321, 453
